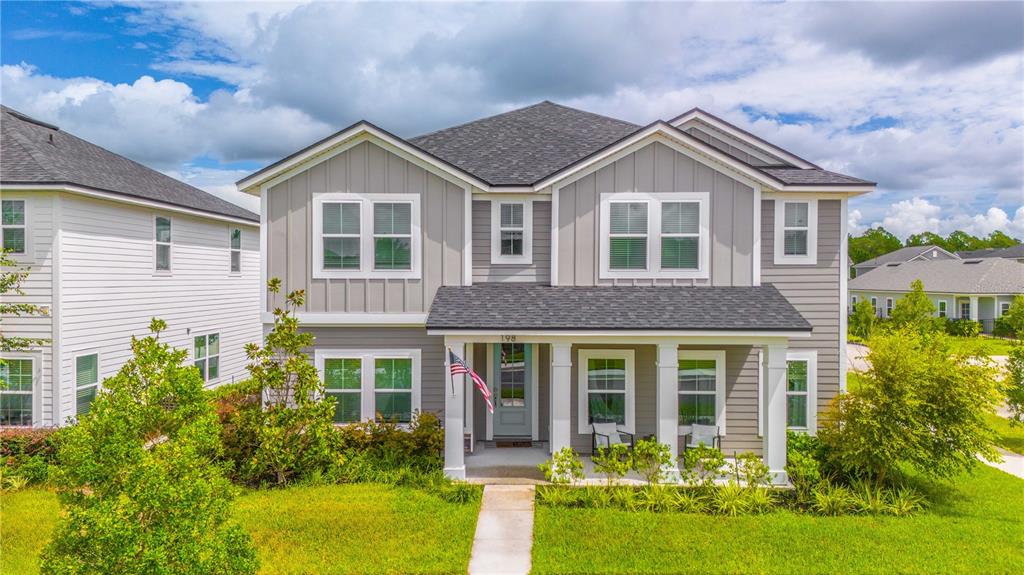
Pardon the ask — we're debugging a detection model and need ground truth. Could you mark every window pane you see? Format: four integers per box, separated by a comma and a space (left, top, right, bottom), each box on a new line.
0, 394, 32, 426
208, 356, 219, 380
588, 393, 625, 425
374, 237, 411, 270
76, 355, 98, 387
609, 237, 646, 269
375, 358, 412, 390
500, 231, 523, 256
208, 334, 220, 357
784, 230, 808, 256
662, 237, 698, 269
2, 200, 25, 225
587, 358, 626, 391
231, 251, 241, 272
195, 336, 207, 359
662, 202, 699, 234
0, 359, 33, 391
500, 203, 524, 228
787, 360, 808, 392
787, 395, 807, 428
2, 228, 25, 253
323, 203, 341, 235
376, 392, 412, 423
609, 203, 647, 234
156, 244, 170, 270
330, 392, 362, 423
679, 359, 716, 392
324, 237, 360, 269
230, 228, 241, 249
500, 343, 525, 407
194, 359, 207, 380
784, 203, 808, 227
323, 203, 360, 235
680, 394, 716, 426
76, 386, 97, 416
155, 217, 171, 242
374, 203, 411, 235
324, 358, 361, 390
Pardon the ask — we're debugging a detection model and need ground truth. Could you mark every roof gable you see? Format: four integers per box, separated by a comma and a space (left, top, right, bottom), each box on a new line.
853, 245, 958, 268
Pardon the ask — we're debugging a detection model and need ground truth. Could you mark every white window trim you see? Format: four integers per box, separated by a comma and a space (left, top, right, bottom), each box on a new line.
960, 300, 971, 319
154, 214, 172, 274
1000, 302, 1010, 316
73, 351, 101, 416
885, 297, 894, 317
598, 192, 710, 280
0, 352, 39, 427
1, 197, 32, 261
786, 350, 818, 434
229, 227, 242, 274
312, 193, 422, 279
577, 349, 635, 434
193, 333, 221, 384
318, 353, 364, 424
938, 300, 948, 318
677, 350, 727, 435
870, 297, 878, 316
773, 198, 818, 265
314, 349, 422, 424
490, 199, 533, 264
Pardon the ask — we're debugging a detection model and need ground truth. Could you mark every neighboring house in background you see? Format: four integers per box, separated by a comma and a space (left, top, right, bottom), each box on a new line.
1, 105, 261, 427
851, 244, 958, 278
849, 258, 1024, 332
237, 101, 875, 482
957, 245, 1024, 262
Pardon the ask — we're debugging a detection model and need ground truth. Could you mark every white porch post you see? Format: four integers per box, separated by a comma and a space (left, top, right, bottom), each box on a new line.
656, 343, 681, 481
550, 342, 572, 454
763, 343, 789, 484
969, 296, 979, 320
464, 344, 474, 437
444, 339, 466, 479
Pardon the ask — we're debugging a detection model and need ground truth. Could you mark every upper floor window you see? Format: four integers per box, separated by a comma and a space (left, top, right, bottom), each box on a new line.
155, 216, 171, 271
773, 198, 817, 265
2, 199, 27, 254
230, 228, 242, 273
0, 357, 33, 426
194, 333, 220, 382
491, 200, 533, 264
599, 192, 709, 280
313, 194, 420, 279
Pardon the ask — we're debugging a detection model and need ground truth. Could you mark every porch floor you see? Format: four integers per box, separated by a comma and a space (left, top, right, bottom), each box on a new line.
464, 443, 686, 485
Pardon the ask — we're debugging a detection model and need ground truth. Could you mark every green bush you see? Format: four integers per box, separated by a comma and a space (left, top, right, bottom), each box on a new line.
993, 317, 1016, 338
1, 427, 61, 486
849, 299, 877, 340
631, 438, 675, 485
634, 485, 676, 512
591, 443, 631, 486
1000, 295, 1024, 337
681, 445, 725, 488
1006, 345, 1024, 424
672, 488, 708, 513
811, 483, 856, 516
334, 412, 444, 469
732, 451, 771, 489
711, 483, 751, 516
538, 447, 584, 485
946, 318, 982, 337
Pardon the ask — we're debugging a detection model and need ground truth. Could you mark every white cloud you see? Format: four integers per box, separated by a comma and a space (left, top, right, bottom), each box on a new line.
869, 197, 1024, 240
162, 165, 260, 213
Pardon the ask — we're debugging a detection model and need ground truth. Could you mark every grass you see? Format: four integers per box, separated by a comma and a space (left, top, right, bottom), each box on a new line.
946, 335, 1018, 357
532, 466, 1024, 574
986, 413, 1024, 456
0, 483, 480, 575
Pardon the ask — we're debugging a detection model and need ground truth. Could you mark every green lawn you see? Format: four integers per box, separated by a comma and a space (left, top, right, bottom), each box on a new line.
946, 336, 1018, 357
0, 484, 480, 575
532, 466, 1024, 574
986, 413, 1024, 455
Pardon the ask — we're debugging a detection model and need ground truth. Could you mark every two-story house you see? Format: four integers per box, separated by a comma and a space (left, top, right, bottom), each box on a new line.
237, 102, 875, 482
1, 105, 262, 427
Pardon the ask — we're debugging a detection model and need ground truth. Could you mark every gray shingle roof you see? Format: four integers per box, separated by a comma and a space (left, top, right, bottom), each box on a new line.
1, 106, 258, 222
409, 101, 642, 186
426, 284, 811, 331
849, 258, 1024, 295
958, 245, 1024, 259
852, 245, 952, 269
759, 167, 874, 186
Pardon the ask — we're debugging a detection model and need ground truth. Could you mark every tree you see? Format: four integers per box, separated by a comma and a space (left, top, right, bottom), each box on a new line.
1005, 345, 1024, 425
1, 250, 48, 353
848, 227, 902, 265
944, 230, 984, 252
905, 231, 948, 250
819, 328, 1002, 485
1000, 295, 1024, 337
984, 230, 1021, 249
849, 299, 877, 340
889, 280, 938, 333
41, 319, 257, 575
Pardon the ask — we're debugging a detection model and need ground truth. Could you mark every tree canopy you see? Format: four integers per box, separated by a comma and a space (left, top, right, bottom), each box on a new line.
850, 227, 1021, 264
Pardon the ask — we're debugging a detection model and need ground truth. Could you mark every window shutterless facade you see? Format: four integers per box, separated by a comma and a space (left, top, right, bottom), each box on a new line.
194, 333, 220, 382
312, 194, 421, 279
315, 349, 421, 425
785, 351, 817, 432
155, 215, 172, 271
577, 349, 635, 434
1, 199, 27, 254
0, 358, 33, 426
774, 198, 817, 265
678, 350, 726, 433
230, 228, 242, 273
491, 200, 532, 264
75, 353, 99, 416
599, 192, 709, 279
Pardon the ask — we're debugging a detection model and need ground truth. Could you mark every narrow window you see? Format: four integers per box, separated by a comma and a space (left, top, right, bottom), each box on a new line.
885, 298, 894, 317
498, 343, 526, 407
1, 199, 26, 254
871, 297, 878, 316
374, 357, 413, 422
938, 300, 947, 318
499, 203, 525, 257
76, 354, 99, 416
586, 357, 628, 426
679, 358, 717, 426
1000, 302, 1010, 316
783, 202, 809, 256
230, 228, 242, 273
608, 202, 647, 270
661, 202, 700, 269
155, 216, 171, 271
373, 202, 412, 270
786, 359, 809, 429
960, 301, 971, 319
0, 358, 33, 426
194, 333, 220, 382
851, 295, 858, 312
322, 202, 361, 270
324, 358, 361, 424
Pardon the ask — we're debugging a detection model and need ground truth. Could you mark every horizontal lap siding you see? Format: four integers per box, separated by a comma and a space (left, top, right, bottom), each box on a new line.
268, 141, 465, 314
472, 200, 551, 284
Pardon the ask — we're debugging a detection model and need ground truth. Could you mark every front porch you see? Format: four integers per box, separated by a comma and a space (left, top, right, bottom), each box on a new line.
464, 443, 696, 484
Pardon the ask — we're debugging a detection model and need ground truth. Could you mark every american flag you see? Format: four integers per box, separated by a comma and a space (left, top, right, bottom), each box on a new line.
449, 349, 494, 414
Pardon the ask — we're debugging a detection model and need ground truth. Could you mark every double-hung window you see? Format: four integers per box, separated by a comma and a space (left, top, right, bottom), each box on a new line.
774, 198, 817, 265
375, 357, 414, 422
678, 350, 726, 433
785, 351, 817, 432
155, 216, 171, 271
0, 358, 33, 426
491, 201, 533, 264
230, 228, 242, 273
600, 192, 709, 279
885, 298, 894, 317
871, 297, 879, 316
577, 350, 635, 434
960, 301, 971, 319
1, 199, 27, 254
194, 333, 220, 382
313, 194, 420, 278
1000, 302, 1010, 316
315, 349, 421, 425
323, 357, 362, 424
75, 353, 99, 416
938, 300, 947, 318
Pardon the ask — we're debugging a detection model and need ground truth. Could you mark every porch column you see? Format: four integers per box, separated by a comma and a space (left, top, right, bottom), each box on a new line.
656, 343, 681, 481
464, 344, 474, 437
969, 296, 979, 320
763, 342, 789, 484
444, 340, 466, 479
550, 342, 572, 454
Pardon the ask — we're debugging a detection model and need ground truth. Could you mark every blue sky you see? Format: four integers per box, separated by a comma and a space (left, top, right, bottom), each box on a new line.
2, 1, 1022, 238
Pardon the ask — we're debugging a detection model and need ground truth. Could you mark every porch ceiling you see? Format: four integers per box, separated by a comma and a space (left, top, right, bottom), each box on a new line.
426, 284, 812, 333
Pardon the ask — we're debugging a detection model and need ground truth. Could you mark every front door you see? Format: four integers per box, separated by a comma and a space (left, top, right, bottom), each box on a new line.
492, 343, 532, 438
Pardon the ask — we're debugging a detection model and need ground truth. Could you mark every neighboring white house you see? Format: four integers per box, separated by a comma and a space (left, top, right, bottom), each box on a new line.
1, 105, 262, 427
851, 244, 958, 278
849, 257, 1024, 333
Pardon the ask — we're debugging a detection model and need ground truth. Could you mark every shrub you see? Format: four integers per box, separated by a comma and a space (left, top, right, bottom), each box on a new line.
885, 487, 926, 516
849, 299, 877, 340
993, 317, 1016, 339
334, 412, 443, 469
711, 483, 751, 516
946, 318, 982, 337
535, 485, 586, 508
811, 483, 856, 516
889, 280, 940, 333
1000, 295, 1024, 338
1004, 344, 1024, 425
584, 485, 615, 508
732, 451, 771, 489
539, 447, 584, 485
672, 489, 708, 513
611, 484, 636, 509
591, 443, 631, 486
850, 479, 889, 514
633, 485, 676, 512
1, 427, 61, 486
631, 438, 674, 486
786, 450, 821, 504
681, 445, 725, 488
745, 487, 777, 514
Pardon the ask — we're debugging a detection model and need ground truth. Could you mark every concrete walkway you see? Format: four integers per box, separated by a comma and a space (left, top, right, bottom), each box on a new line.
468, 485, 535, 575
984, 448, 1024, 479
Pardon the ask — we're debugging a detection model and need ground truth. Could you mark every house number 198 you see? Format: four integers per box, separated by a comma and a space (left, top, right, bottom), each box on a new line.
501, 335, 517, 342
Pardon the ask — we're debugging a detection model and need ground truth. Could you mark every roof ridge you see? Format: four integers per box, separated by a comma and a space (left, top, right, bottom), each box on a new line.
538, 100, 639, 128
409, 101, 554, 141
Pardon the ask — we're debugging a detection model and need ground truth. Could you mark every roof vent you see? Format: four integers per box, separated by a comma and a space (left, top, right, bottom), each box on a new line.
6, 108, 60, 131
886, 262, 901, 267
963, 259, 983, 264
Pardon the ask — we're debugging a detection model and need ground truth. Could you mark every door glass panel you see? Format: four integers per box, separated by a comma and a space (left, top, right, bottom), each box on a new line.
499, 343, 525, 407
